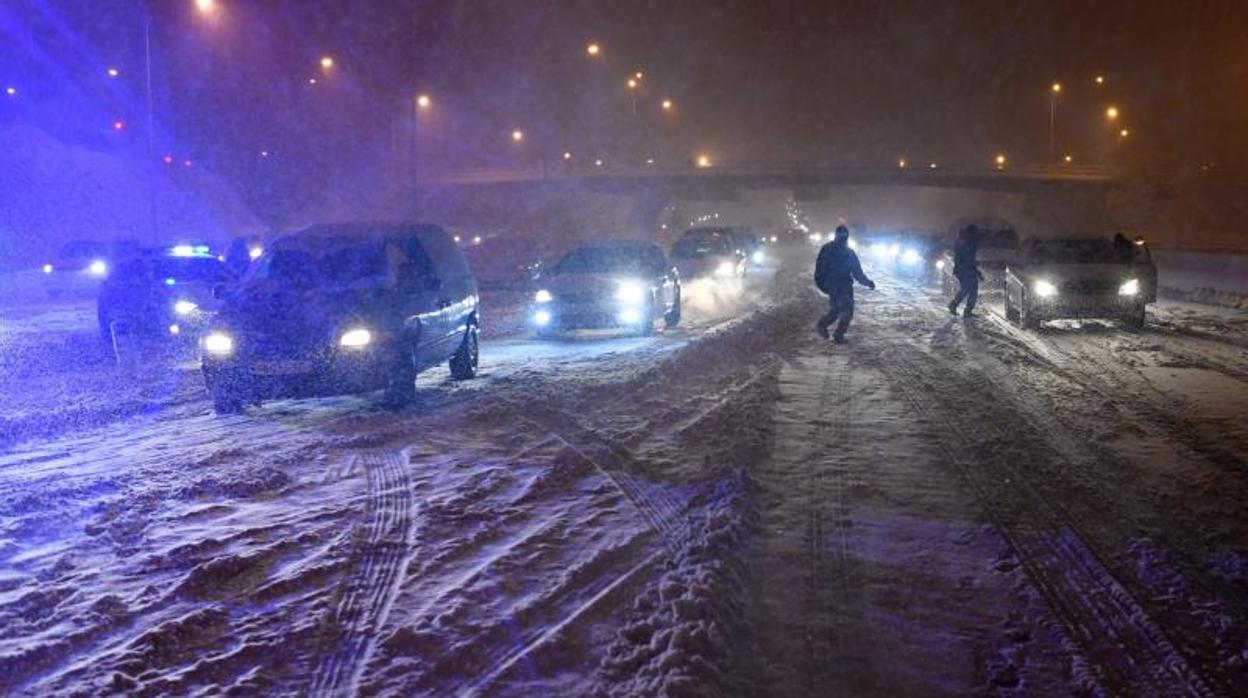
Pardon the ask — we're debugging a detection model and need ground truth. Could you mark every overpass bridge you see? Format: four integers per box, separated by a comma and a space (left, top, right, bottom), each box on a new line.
421, 164, 1118, 195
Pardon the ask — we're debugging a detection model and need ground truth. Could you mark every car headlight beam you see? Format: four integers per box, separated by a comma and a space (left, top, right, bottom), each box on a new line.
88, 260, 108, 276
713, 261, 736, 278
1033, 280, 1058, 298
204, 332, 234, 355
173, 300, 198, 316
339, 328, 372, 348
534, 289, 553, 303
1119, 278, 1140, 296
615, 280, 647, 303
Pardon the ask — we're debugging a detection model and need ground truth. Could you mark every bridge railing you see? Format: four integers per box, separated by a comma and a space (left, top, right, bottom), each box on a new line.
420, 163, 1116, 185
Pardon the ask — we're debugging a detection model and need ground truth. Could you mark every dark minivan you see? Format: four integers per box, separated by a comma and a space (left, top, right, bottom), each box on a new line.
201, 223, 479, 413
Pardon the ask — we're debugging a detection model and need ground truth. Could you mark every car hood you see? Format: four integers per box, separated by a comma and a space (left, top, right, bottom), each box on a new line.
545, 272, 652, 297
217, 286, 387, 343
1013, 263, 1134, 282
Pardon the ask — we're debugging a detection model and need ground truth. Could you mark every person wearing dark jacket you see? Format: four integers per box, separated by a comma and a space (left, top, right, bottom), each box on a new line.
947, 225, 982, 317
814, 225, 875, 343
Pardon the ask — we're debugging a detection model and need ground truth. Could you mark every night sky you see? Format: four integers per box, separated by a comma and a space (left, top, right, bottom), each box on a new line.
2, 0, 1245, 218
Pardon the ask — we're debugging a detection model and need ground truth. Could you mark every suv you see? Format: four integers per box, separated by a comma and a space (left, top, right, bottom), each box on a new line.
97, 247, 236, 342
201, 223, 479, 413
1005, 237, 1155, 329
530, 240, 681, 337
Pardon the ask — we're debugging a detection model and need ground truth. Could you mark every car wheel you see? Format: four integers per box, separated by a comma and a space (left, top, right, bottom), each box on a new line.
664, 288, 682, 328
383, 351, 417, 408
449, 325, 479, 380
1123, 304, 1146, 330
211, 389, 245, 415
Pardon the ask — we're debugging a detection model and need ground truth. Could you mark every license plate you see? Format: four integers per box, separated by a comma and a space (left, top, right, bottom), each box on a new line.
251, 359, 313, 376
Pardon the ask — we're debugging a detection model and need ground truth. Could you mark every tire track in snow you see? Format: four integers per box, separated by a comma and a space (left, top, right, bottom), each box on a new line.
310, 448, 414, 697
879, 345, 1215, 697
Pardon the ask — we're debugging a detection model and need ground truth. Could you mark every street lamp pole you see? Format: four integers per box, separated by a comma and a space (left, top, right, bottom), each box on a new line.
144, 17, 158, 243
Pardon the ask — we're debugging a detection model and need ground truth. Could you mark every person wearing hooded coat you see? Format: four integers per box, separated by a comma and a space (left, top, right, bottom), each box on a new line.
814, 225, 875, 343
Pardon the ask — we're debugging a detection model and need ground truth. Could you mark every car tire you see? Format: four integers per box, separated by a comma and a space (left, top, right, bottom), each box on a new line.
383, 350, 417, 408
211, 389, 245, 415
1123, 304, 1146, 330
664, 289, 682, 328
449, 325, 479, 380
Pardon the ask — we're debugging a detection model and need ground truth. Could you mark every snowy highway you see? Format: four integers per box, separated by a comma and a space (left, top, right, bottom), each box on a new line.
2, 254, 1248, 696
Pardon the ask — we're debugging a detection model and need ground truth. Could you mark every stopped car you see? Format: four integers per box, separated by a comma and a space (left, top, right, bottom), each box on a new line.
42, 239, 141, 297
671, 227, 746, 280
530, 239, 681, 337
937, 218, 1020, 295
1004, 237, 1156, 329
96, 247, 236, 342
201, 222, 479, 413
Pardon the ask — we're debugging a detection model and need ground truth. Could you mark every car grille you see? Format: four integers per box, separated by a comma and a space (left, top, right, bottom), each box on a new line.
1061, 279, 1117, 294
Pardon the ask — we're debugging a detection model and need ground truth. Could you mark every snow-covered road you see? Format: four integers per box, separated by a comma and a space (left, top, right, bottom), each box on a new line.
2, 256, 1247, 696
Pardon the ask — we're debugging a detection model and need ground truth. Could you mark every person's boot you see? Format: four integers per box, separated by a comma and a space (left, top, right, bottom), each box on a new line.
832, 332, 846, 344
947, 300, 958, 316
816, 323, 830, 340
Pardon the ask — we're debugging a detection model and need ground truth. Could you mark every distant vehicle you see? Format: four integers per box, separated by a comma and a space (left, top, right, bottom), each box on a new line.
861, 228, 945, 282
671, 228, 745, 280
1004, 237, 1155, 329
530, 239, 681, 337
201, 222, 479, 413
42, 239, 141, 297
462, 235, 544, 290
727, 227, 766, 265
96, 247, 236, 342
936, 218, 1020, 294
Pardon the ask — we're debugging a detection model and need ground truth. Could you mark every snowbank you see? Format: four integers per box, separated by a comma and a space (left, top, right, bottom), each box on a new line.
0, 125, 261, 269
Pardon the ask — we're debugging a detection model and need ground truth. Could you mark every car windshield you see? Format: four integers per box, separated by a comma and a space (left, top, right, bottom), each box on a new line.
673, 236, 732, 257
242, 242, 387, 290
1026, 239, 1120, 264
555, 245, 657, 274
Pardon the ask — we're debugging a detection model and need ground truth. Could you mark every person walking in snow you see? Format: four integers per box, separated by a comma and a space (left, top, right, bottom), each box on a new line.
947, 225, 982, 318
814, 225, 875, 343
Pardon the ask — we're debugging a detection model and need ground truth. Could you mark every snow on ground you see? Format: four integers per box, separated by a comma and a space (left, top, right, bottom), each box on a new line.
3, 251, 1248, 696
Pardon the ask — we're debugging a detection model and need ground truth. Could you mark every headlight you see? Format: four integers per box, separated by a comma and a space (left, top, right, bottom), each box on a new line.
1119, 278, 1140, 296
901, 249, 921, 265
751, 250, 765, 264
88, 260, 108, 276
615, 280, 646, 303
204, 332, 234, 355
339, 328, 372, 348
888, 244, 901, 258
533, 310, 552, 326
714, 261, 736, 278
42, 264, 53, 274
173, 300, 198, 316
248, 246, 263, 260
1033, 280, 1058, 298
935, 259, 946, 271
534, 289, 553, 303
808, 233, 822, 244
168, 324, 180, 335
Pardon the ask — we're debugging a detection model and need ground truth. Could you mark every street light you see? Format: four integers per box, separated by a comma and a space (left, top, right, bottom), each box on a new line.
107, 67, 120, 78
995, 153, 1006, 169
898, 158, 907, 168
1119, 128, 1130, 138
1094, 75, 1104, 85
696, 154, 711, 168
1106, 106, 1119, 120
661, 99, 673, 110
1064, 154, 1073, 163
511, 129, 524, 143
416, 93, 431, 109
562, 151, 572, 160
195, 0, 215, 14
586, 42, 600, 57
4, 87, 15, 96
626, 78, 637, 89
320, 56, 334, 70
634, 71, 644, 80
